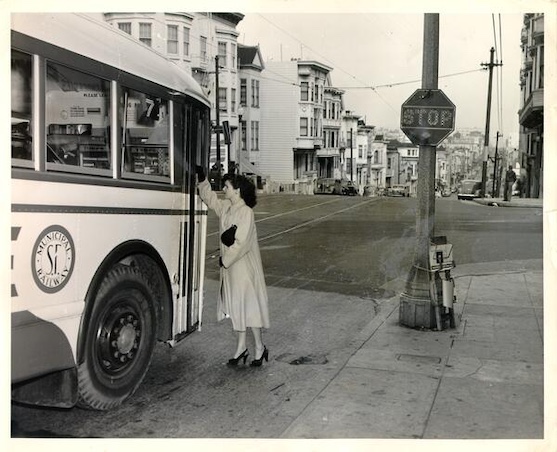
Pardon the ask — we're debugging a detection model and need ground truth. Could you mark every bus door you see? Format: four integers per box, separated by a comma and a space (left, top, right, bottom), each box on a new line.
172, 103, 206, 340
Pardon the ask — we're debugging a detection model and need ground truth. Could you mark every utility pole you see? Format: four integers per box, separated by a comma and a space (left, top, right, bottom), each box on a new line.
492, 132, 502, 197
215, 55, 222, 189
480, 47, 502, 198
399, 13, 439, 329
350, 128, 354, 182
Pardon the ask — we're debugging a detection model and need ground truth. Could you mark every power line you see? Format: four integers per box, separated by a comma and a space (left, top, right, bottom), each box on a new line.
336, 68, 484, 90
255, 13, 398, 114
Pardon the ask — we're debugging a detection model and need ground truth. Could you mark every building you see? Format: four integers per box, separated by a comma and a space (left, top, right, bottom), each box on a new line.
369, 136, 388, 194
435, 146, 449, 193
518, 13, 544, 198
395, 141, 420, 196
340, 111, 360, 184
321, 86, 344, 179
356, 120, 376, 190
443, 130, 484, 183
237, 44, 265, 177
102, 12, 245, 173
259, 59, 333, 185
385, 139, 402, 187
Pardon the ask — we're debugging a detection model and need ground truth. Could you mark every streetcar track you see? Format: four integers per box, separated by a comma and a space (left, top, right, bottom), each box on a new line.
205, 197, 379, 257
259, 198, 377, 242
206, 197, 342, 237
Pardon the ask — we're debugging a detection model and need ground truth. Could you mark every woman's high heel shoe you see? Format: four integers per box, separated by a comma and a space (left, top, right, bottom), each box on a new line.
228, 349, 249, 366
250, 346, 269, 367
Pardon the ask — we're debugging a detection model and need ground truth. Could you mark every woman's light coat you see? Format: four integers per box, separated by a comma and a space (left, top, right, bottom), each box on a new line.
198, 180, 270, 331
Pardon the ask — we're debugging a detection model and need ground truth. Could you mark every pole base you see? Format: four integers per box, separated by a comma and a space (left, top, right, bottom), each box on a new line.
399, 293, 437, 329
399, 263, 437, 329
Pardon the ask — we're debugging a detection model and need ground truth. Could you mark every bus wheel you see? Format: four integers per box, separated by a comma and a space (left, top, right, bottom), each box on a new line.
77, 264, 157, 410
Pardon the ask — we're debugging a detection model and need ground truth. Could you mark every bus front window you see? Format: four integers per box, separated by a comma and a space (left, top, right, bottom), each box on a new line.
11, 50, 32, 162
45, 62, 111, 170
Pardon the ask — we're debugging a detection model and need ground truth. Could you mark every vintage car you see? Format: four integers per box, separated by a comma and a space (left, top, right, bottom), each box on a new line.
457, 179, 482, 200
339, 179, 358, 196
387, 184, 410, 197
315, 178, 358, 196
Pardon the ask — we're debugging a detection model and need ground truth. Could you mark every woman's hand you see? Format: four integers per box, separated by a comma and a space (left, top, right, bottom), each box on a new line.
195, 165, 206, 182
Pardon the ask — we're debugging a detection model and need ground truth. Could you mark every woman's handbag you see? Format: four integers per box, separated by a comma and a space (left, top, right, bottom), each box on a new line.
221, 225, 237, 247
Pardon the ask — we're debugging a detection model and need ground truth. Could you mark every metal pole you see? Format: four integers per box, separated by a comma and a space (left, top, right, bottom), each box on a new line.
399, 13, 439, 329
215, 55, 221, 189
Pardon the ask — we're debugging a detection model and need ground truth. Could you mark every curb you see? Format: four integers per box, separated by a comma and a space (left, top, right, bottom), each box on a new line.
473, 199, 542, 208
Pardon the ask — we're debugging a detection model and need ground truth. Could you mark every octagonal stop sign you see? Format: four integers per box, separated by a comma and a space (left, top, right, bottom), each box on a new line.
400, 89, 456, 146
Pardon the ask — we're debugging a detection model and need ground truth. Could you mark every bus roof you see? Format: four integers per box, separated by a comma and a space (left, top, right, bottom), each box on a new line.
11, 13, 210, 107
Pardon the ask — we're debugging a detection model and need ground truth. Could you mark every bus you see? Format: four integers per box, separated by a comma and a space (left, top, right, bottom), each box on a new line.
11, 13, 211, 410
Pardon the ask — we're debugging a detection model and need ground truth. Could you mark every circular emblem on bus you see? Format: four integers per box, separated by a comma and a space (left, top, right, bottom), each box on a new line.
32, 225, 75, 293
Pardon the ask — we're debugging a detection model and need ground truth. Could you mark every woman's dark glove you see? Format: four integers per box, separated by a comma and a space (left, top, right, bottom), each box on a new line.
220, 225, 237, 247
195, 165, 206, 182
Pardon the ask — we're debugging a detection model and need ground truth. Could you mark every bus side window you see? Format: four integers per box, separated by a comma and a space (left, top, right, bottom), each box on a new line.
121, 88, 170, 179
45, 62, 111, 170
11, 50, 33, 162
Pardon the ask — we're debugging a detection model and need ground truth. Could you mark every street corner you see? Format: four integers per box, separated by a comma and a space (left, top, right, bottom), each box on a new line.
472, 197, 543, 208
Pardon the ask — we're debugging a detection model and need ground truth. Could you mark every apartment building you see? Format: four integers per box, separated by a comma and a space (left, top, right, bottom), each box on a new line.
443, 130, 484, 182
259, 59, 332, 183
237, 44, 264, 175
102, 12, 245, 170
356, 121, 376, 190
398, 142, 419, 196
97, 13, 384, 192
435, 146, 449, 192
321, 86, 344, 179
518, 13, 544, 198
369, 137, 388, 194
340, 111, 360, 184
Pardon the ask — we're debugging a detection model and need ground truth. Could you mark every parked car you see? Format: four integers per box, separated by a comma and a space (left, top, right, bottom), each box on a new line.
315, 177, 337, 194
339, 179, 358, 196
387, 184, 410, 197
315, 178, 358, 196
457, 179, 482, 200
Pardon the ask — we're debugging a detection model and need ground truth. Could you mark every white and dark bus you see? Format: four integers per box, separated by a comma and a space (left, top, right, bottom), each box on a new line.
11, 13, 211, 410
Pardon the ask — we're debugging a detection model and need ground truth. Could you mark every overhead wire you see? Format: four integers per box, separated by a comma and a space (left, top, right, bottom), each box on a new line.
336, 69, 484, 90
133, 12, 508, 130
253, 13, 494, 119
255, 13, 400, 115
127, 13, 302, 91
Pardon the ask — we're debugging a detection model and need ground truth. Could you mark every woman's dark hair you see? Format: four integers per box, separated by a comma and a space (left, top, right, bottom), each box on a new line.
223, 173, 257, 208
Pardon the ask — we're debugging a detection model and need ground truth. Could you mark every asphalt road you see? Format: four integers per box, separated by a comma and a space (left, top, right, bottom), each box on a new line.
206, 193, 542, 295
11, 193, 543, 438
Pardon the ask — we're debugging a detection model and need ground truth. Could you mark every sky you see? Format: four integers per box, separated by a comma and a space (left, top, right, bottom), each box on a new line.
237, 12, 524, 144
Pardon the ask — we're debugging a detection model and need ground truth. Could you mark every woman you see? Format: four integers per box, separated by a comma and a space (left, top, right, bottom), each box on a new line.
196, 166, 270, 366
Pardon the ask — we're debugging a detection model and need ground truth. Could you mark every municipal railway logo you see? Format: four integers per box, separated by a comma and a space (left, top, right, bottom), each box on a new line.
32, 225, 75, 293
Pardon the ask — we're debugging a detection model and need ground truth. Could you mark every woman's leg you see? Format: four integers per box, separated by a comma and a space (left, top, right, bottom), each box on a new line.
233, 330, 247, 358
251, 327, 264, 359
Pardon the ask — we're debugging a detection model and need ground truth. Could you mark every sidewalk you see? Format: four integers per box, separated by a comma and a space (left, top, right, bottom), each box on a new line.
473, 197, 543, 208
281, 261, 546, 440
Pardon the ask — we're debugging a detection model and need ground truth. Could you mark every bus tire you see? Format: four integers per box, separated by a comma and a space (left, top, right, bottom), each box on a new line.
77, 264, 157, 410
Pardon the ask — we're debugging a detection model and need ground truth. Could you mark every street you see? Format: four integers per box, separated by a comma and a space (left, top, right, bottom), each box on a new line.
11, 194, 543, 438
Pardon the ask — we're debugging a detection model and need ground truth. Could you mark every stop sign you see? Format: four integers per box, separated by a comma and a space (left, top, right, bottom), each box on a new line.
400, 89, 456, 146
